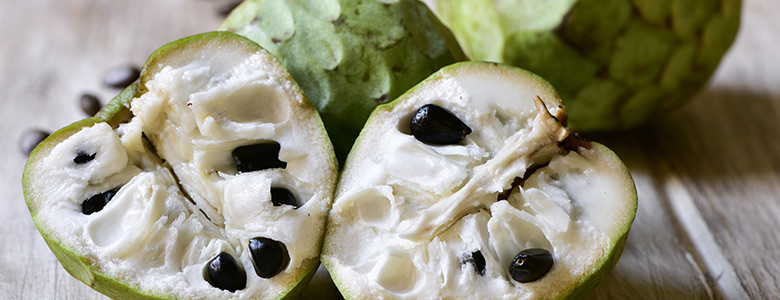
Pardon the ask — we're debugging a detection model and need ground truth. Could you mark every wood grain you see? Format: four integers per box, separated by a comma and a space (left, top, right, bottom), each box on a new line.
1, 0, 778, 299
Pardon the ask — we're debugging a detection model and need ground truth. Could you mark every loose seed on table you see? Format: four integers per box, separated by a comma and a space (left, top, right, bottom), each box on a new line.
102, 65, 140, 88
509, 248, 554, 283
203, 252, 247, 292
249, 237, 290, 278
19, 129, 50, 156
410, 104, 472, 145
79, 93, 102, 116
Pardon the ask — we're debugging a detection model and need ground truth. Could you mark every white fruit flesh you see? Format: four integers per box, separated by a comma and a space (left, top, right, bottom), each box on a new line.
29, 49, 335, 299
322, 63, 635, 299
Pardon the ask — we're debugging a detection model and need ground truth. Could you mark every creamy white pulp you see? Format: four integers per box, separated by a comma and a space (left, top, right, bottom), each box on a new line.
34, 52, 335, 299
324, 64, 634, 300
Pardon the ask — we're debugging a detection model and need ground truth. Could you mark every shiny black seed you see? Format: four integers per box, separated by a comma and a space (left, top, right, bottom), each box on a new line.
270, 187, 299, 208
82, 190, 117, 215
249, 237, 289, 278
102, 65, 140, 88
232, 142, 287, 172
74, 151, 96, 164
19, 129, 49, 156
203, 252, 246, 292
410, 104, 471, 145
79, 93, 102, 116
509, 248, 554, 283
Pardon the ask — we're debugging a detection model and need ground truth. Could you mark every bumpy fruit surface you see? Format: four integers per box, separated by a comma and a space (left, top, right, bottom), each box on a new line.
220, 0, 465, 162
430, 0, 741, 131
322, 62, 637, 299
22, 31, 337, 300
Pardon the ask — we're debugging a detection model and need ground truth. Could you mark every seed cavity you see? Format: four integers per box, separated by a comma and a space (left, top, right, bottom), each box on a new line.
409, 104, 471, 145
270, 187, 299, 208
249, 237, 290, 278
81, 190, 117, 215
232, 142, 287, 173
497, 163, 551, 201
203, 252, 247, 292
74, 151, 96, 164
509, 248, 554, 283
462, 250, 486, 276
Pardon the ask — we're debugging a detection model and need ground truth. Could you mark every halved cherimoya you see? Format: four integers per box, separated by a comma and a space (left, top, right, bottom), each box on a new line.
321, 62, 637, 299
22, 31, 337, 300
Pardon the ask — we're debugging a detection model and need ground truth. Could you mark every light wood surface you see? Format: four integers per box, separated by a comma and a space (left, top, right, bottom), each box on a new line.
1, 0, 777, 299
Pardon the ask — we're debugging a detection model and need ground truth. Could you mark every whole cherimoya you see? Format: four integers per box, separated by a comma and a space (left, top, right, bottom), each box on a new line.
23, 32, 337, 300
322, 62, 638, 299
428, 0, 740, 132
221, 0, 466, 163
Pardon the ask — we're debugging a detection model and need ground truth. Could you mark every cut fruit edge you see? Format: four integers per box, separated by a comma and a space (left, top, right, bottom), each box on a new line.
23, 31, 337, 300
322, 61, 637, 299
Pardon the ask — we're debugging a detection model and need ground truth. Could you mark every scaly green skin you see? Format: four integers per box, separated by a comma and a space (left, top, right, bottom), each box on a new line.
434, 0, 741, 131
220, 0, 465, 163
22, 31, 327, 300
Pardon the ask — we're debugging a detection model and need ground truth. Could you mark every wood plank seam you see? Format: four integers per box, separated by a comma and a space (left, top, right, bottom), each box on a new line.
685, 251, 715, 299
660, 170, 750, 300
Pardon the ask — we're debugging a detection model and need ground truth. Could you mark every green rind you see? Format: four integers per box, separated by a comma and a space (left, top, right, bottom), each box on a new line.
561, 142, 637, 300
323, 62, 638, 299
94, 81, 139, 127
43, 225, 169, 300
23, 31, 331, 300
435, 0, 741, 132
220, 0, 465, 163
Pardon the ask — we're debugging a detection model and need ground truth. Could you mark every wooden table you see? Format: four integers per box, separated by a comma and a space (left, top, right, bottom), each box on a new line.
1, 0, 777, 299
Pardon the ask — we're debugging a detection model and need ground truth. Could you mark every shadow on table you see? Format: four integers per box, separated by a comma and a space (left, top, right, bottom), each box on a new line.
583, 87, 780, 180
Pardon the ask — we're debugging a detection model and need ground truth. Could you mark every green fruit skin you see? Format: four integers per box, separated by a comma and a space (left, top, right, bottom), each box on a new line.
22, 31, 327, 300
220, 0, 466, 163
322, 62, 638, 300
434, 0, 741, 132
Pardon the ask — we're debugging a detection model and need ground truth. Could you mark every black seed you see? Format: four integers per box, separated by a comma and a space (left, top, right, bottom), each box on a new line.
509, 248, 554, 283
74, 151, 96, 164
462, 251, 486, 276
19, 129, 49, 156
102, 65, 140, 88
270, 187, 299, 208
232, 142, 287, 173
410, 104, 472, 145
82, 190, 117, 215
79, 93, 102, 116
203, 252, 246, 292
249, 237, 289, 278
